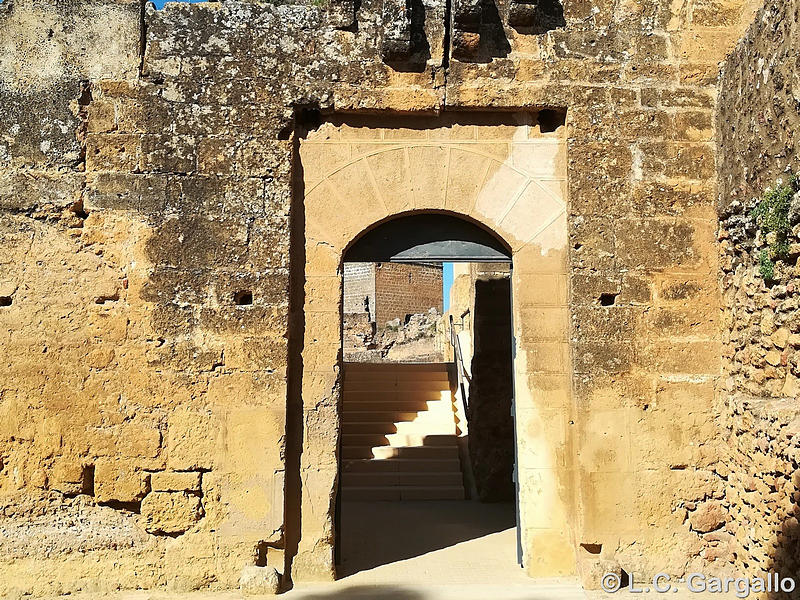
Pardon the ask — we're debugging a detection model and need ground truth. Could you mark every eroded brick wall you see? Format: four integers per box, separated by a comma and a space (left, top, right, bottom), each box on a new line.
343, 262, 443, 325
374, 262, 443, 325
717, 0, 800, 580
343, 262, 375, 318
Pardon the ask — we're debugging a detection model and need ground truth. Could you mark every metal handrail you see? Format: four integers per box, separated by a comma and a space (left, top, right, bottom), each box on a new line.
449, 314, 471, 421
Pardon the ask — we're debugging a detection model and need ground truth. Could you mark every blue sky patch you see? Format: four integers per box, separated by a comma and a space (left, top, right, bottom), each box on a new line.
152, 0, 208, 8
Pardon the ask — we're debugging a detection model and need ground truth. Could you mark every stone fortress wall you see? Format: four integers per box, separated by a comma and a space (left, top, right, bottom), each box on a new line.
0, 0, 795, 594
342, 262, 376, 318
343, 261, 443, 326
373, 262, 443, 325
342, 262, 443, 362
716, 0, 800, 580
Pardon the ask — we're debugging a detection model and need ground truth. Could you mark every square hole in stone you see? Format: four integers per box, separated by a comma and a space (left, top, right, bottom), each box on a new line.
538, 109, 566, 133
234, 290, 253, 306
0, 296, 12, 307
599, 292, 618, 306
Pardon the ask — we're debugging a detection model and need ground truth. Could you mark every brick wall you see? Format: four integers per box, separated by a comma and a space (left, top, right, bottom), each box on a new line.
343, 262, 376, 319
374, 262, 443, 325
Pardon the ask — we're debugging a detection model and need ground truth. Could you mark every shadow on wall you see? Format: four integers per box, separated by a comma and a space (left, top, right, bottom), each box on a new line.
768, 517, 800, 598
284, 111, 313, 583
393, 0, 433, 72
509, 0, 565, 35
469, 278, 515, 502
457, 0, 512, 64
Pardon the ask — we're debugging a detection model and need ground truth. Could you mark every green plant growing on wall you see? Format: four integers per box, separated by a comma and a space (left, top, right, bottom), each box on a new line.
751, 174, 799, 280
758, 249, 775, 281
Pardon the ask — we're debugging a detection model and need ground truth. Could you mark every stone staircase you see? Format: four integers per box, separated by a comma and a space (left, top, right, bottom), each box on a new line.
340, 362, 466, 501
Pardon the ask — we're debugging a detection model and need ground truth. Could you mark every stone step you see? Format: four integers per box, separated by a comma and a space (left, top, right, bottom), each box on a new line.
341, 444, 460, 460
345, 370, 451, 382
343, 380, 452, 392
342, 471, 463, 487
342, 433, 457, 448
340, 363, 464, 499
341, 399, 454, 413
340, 486, 465, 501
344, 362, 450, 373
342, 389, 449, 402
342, 457, 463, 473
342, 420, 457, 434
341, 410, 421, 423
385, 432, 457, 446
342, 422, 400, 434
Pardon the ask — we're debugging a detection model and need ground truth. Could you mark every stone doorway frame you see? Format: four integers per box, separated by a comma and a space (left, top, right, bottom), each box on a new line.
337, 213, 517, 567
291, 114, 576, 581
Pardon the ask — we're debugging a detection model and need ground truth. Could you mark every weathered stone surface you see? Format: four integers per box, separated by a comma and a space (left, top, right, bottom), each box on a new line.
688, 501, 726, 533
344, 308, 445, 363
0, 0, 789, 593
94, 461, 148, 504
715, 0, 800, 581
167, 408, 219, 472
717, 0, 800, 214
150, 471, 202, 493
239, 566, 281, 596
577, 556, 622, 590
141, 492, 204, 535
381, 0, 412, 62
49, 461, 86, 497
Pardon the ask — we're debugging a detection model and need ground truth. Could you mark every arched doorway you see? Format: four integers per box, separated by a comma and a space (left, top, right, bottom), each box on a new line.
292, 114, 575, 582
338, 212, 517, 577
343, 212, 512, 262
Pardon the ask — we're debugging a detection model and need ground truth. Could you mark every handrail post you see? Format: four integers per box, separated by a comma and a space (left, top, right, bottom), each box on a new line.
449, 314, 470, 435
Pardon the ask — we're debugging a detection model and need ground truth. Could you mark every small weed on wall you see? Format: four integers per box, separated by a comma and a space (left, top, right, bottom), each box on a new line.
751, 174, 800, 281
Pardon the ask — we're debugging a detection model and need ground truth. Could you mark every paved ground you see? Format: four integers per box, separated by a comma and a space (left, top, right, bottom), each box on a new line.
283, 499, 562, 599
336, 500, 522, 581
282, 500, 724, 599
40, 500, 728, 599
41, 584, 588, 600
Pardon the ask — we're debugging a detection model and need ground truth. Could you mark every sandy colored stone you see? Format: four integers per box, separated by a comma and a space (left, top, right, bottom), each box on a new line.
577, 556, 622, 590
689, 501, 726, 533
93, 461, 148, 504
782, 375, 800, 398
760, 311, 776, 335
772, 327, 790, 349
167, 408, 218, 471
141, 492, 204, 535
150, 471, 202, 493
49, 460, 86, 496
0, 0, 787, 592
239, 566, 281, 596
